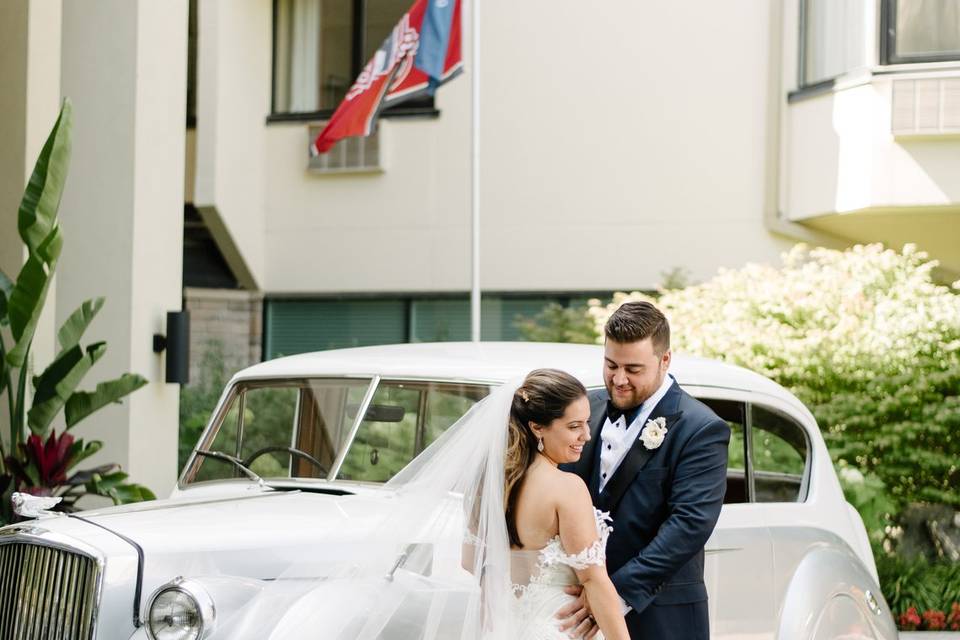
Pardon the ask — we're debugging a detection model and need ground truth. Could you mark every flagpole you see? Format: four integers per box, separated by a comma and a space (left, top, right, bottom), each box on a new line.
470, 0, 481, 342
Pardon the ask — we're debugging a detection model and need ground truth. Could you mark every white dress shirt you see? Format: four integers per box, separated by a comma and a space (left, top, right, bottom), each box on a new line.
598, 373, 675, 493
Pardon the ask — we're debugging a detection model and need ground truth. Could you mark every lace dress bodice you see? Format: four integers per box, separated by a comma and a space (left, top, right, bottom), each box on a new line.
508, 509, 612, 639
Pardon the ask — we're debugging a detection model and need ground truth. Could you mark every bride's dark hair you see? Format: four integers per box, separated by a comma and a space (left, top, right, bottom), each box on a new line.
504, 368, 587, 548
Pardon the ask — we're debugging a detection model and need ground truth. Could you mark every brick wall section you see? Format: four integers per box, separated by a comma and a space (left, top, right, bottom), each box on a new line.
183, 287, 263, 385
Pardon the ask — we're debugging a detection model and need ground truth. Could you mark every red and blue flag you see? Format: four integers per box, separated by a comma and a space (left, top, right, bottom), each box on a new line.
311, 0, 463, 155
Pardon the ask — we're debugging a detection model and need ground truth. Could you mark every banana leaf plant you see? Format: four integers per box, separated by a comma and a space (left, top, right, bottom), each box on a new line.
0, 99, 153, 525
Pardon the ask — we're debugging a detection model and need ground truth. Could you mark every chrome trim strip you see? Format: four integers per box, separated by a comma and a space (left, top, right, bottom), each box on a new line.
329, 375, 381, 480
68, 512, 147, 628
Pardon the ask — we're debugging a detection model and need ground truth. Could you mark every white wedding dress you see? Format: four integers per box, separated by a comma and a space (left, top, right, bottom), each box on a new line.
509, 509, 612, 640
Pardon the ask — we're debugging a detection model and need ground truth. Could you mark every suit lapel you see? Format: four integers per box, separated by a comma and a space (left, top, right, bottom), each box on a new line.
574, 392, 608, 503
600, 380, 683, 513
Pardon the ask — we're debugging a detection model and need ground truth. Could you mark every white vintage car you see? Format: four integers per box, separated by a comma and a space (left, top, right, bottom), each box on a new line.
0, 342, 898, 640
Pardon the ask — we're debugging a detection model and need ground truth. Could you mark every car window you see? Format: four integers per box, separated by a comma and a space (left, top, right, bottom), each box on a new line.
700, 398, 748, 504
750, 404, 809, 503
338, 381, 489, 483
339, 383, 421, 482
187, 378, 371, 484
423, 384, 490, 446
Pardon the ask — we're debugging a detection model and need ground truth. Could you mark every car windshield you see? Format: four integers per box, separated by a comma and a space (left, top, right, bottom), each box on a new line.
182, 377, 490, 486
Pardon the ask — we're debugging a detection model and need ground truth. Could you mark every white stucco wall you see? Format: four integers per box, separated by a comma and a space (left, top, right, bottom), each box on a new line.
194, 0, 273, 290
784, 77, 960, 221
260, 1, 794, 294
58, 0, 186, 497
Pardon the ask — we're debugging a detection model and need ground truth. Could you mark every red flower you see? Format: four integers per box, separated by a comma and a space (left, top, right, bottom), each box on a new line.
948, 603, 960, 631
923, 609, 947, 631
5, 430, 75, 491
899, 606, 921, 631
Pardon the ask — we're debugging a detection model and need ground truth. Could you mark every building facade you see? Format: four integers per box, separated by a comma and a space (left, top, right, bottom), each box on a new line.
1, 0, 958, 495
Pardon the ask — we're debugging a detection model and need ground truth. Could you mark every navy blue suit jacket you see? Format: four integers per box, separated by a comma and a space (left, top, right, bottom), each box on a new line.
568, 381, 729, 639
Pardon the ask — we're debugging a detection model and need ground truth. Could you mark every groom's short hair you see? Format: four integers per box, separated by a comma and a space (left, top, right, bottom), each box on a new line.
605, 301, 670, 355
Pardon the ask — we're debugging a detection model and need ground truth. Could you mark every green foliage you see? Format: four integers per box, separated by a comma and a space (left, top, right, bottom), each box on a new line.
877, 551, 960, 619
65, 373, 148, 429
515, 303, 599, 344
178, 340, 230, 471
56, 297, 104, 354
837, 465, 898, 547
659, 266, 692, 290
84, 469, 156, 505
0, 100, 150, 525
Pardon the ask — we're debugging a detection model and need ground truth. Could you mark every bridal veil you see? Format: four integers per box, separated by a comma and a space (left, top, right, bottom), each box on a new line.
212, 377, 523, 639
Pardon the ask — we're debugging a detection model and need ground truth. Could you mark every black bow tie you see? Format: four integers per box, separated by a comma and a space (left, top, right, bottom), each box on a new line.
607, 401, 642, 426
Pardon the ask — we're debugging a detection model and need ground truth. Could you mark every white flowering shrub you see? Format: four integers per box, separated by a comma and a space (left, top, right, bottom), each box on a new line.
588, 244, 960, 507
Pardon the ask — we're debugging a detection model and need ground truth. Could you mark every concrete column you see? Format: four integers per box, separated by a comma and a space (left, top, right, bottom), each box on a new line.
58, 0, 187, 497
0, 0, 63, 443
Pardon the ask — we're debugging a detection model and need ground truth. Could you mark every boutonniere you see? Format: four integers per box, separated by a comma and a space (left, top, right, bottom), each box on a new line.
639, 417, 668, 450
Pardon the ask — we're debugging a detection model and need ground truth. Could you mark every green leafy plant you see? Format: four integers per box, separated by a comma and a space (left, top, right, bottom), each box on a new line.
178, 340, 229, 470
0, 99, 152, 525
877, 551, 960, 628
515, 303, 599, 344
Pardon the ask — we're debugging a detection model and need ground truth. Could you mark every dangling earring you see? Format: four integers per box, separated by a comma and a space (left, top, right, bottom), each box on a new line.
537, 438, 544, 453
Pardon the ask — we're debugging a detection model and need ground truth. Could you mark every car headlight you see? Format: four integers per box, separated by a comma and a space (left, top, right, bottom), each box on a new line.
146, 578, 216, 640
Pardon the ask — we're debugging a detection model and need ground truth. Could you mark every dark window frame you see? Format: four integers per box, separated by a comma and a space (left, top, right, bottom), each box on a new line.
747, 402, 812, 504
269, 0, 438, 123
881, 0, 960, 64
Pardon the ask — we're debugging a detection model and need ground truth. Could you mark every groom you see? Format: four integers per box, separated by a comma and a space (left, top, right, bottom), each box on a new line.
559, 301, 730, 639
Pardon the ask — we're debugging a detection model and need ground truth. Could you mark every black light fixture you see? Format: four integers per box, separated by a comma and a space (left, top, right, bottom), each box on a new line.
153, 310, 190, 384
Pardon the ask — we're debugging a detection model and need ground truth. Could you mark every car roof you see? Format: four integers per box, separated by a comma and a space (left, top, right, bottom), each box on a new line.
234, 342, 792, 399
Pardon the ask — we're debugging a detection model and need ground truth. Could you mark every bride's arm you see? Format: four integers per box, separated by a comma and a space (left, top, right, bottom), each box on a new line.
556, 475, 630, 640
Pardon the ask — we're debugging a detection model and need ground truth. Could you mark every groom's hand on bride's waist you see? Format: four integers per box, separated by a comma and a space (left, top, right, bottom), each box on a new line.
556, 586, 600, 639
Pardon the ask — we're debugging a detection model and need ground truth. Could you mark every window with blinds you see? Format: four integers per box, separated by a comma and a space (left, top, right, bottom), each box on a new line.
264, 295, 610, 359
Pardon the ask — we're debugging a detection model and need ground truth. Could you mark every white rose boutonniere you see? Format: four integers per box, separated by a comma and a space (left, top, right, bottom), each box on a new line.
640, 417, 668, 450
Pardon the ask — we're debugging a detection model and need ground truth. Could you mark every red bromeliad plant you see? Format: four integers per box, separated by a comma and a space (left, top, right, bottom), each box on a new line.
0, 100, 153, 525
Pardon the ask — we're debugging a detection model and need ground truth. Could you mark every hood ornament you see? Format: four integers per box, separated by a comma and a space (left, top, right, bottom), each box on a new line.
11, 492, 63, 519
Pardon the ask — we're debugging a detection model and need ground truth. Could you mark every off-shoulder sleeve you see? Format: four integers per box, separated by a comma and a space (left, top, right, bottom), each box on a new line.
541, 509, 613, 570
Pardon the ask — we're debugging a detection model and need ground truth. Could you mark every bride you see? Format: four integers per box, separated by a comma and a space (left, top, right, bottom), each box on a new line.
504, 369, 629, 640
216, 370, 629, 639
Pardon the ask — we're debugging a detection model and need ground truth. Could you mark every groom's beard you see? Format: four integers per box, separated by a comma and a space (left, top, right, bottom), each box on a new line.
607, 363, 668, 410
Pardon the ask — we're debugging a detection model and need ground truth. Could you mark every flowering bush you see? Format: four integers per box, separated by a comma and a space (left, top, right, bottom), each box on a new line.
895, 605, 958, 631
587, 244, 960, 508
923, 608, 947, 630
877, 552, 960, 629
899, 606, 921, 631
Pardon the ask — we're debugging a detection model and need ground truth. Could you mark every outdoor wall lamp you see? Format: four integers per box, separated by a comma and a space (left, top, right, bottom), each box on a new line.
153, 310, 190, 384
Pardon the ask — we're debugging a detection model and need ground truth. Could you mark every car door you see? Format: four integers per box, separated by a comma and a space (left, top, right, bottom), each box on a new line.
694, 391, 778, 640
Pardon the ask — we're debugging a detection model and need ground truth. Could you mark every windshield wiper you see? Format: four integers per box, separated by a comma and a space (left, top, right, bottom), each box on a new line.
194, 449, 271, 489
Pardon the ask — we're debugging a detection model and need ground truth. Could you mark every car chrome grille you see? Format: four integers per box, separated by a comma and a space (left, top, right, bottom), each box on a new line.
0, 541, 99, 640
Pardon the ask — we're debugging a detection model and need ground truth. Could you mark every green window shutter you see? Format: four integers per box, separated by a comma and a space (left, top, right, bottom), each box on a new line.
410, 299, 471, 342
482, 297, 561, 341
266, 299, 407, 358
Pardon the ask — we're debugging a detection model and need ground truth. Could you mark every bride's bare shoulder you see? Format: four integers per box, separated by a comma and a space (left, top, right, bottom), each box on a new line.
532, 466, 591, 508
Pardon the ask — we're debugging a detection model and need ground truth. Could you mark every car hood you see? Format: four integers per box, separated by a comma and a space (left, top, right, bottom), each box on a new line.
76, 487, 401, 581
